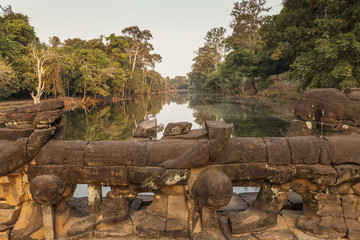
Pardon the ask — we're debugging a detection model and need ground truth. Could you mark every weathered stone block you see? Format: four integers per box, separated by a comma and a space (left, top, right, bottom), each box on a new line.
163, 122, 192, 136
160, 140, 209, 169
96, 190, 134, 225
281, 179, 318, 194
352, 182, 360, 195
0, 128, 33, 141
126, 166, 164, 185
95, 219, 133, 238
0, 139, 27, 177
335, 164, 360, 184
341, 195, 360, 219
217, 163, 296, 184
0, 224, 11, 232
321, 122, 360, 135
295, 164, 337, 186
11, 201, 43, 240
5, 112, 36, 124
344, 218, 360, 233
6, 100, 64, 115
166, 195, 188, 238
191, 230, 223, 240
148, 139, 208, 168
5, 100, 64, 130
316, 200, 343, 218
206, 120, 233, 161
253, 215, 294, 240
0, 229, 10, 240
85, 140, 147, 166
0, 206, 20, 226
4, 123, 36, 130
33, 109, 63, 125
328, 182, 352, 195
133, 120, 157, 138
134, 210, 166, 238
158, 169, 188, 187
217, 138, 267, 164
287, 137, 323, 164
28, 165, 127, 186
162, 129, 207, 140
264, 137, 291, 165
318, 216, 347, 232
253, 184, 289, 213
348, 230, 360, 240
35, 140, 87, 165
27, 128, 56, 160
126, 167, 188, 190
134, 193, 168, 238
67, 215, 96, 236
0, 173, 31, 206
294, 88, 360, 126
326, 136, 360, 164
296, 214, 321, 235
286, 119, 313, 136
229, 209, 277, 234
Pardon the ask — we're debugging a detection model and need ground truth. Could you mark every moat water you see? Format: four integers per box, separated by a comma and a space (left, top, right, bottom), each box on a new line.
61, 92, 297, 197
63, 92, 296, 141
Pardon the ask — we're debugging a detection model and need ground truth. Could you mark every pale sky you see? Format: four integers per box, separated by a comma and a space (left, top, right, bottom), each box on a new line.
2, 0, 283, 78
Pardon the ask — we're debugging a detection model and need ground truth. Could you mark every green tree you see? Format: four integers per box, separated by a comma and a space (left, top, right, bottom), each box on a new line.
105, 33, 129, 65
229, 0, 270, 51
121, 26, 162, 94
203, 27, 227, 71
76, 48, 110, 99
0, 57, 18, 98
264, 0, 360, 90
121, 26, 153, 80
102, 62, 127, 96
170, 76, 189, 90
190, 27, 227, 90
189, 1, 273, 94
0, 5, 37, 62
0, 7, 165, 100
45, 37, 63, 98
218, 0, 271, 94
0, 5, 37, 98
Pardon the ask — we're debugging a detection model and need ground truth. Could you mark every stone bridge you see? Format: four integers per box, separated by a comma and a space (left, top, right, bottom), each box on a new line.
0, 88, 360, 240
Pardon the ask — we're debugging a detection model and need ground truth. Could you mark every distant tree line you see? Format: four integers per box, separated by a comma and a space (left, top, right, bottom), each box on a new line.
189, 0, 360, 94
0, 6, 189, 101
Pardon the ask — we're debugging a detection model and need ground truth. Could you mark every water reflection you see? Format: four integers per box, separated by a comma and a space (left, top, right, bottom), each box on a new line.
62, 92, 296, 140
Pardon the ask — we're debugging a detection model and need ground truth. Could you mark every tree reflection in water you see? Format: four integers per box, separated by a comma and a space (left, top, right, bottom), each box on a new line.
62, 92, 296, 140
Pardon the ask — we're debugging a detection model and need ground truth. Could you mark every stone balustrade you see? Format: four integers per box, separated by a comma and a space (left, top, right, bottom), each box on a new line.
0, 89, 359, 240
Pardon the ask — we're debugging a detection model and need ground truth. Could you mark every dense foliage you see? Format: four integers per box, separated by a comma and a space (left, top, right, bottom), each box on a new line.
0, 6, 187, 101
189, 0, 360, 93
265, 0, 360, 90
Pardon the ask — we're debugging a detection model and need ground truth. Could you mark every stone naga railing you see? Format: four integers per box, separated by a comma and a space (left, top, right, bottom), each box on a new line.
0, 89, 359, 240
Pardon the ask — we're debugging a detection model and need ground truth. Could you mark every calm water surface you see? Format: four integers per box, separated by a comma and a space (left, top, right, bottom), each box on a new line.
63, 92, 296, 141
